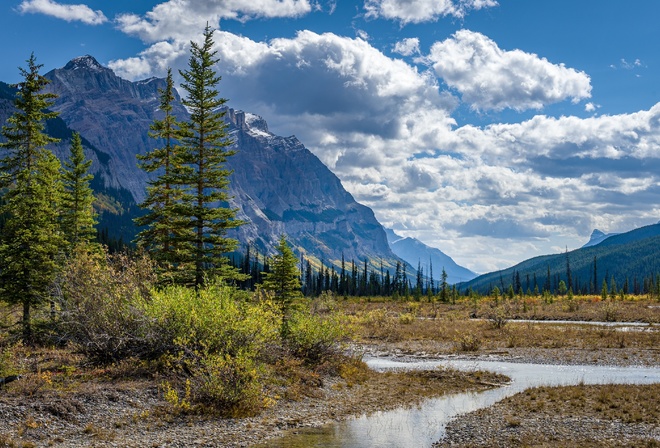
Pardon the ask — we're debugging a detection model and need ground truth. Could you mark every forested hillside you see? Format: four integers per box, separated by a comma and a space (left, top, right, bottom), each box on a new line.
460, 223, 660, 295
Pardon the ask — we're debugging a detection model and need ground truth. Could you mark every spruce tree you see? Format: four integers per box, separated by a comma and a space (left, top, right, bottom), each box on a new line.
0, 54, 63, 341
135, 68, 191, 285
61, 132, 98, 252
440, 267, 448, 302
175, 25, 243, 287
262, 235, 302, 317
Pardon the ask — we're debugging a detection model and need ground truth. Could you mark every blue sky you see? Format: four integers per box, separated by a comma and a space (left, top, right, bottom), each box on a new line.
2, 0, 660, 273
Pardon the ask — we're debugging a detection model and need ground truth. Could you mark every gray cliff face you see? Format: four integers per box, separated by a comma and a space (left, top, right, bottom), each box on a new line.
34, 56, 397, 265
582, 229, 619, 248
225, 109, 396, 265
44, 55, 187, 203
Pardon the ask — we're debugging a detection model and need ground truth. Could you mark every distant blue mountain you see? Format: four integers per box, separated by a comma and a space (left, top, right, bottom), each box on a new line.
385, 229, 477, 285
582, 229, 619, 248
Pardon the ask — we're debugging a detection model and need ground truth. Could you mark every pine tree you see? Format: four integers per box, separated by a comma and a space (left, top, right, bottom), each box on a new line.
593, 256, 598, 294
428, 258, 434, 296
565, 249, 572, 293
174, 25, 243, 287
61, 132, 97, 252
440, 267, 448, 302
135, 68, 191, 285
262, 236, 302, 317
0, 54, 65, 342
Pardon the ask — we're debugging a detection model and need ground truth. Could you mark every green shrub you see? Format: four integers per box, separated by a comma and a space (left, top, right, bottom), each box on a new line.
191, 351, 264, 416
454, 331, 482, 352
147, 283, 280, 415
284, 310, 346, 364
147, 283, 281, 360
57, 249, 159, 364
362, 308, 399, 340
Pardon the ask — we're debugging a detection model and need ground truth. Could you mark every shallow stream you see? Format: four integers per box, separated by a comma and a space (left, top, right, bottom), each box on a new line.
261, 357, 660, 447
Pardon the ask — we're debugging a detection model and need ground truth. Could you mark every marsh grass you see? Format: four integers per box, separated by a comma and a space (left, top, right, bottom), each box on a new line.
346, 298, 660, 355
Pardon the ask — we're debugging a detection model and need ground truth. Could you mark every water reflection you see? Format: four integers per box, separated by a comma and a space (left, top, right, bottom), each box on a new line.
259, 358, 660, 448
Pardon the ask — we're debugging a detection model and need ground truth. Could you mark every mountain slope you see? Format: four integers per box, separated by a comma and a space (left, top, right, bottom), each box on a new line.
385, 229, 477, 284
2, 55, 398, 267
0, 79, 139, 244
460, 223, 660, 294
44, 55, 187, 203
224, 109, 397, 266
582, 229, 619, 248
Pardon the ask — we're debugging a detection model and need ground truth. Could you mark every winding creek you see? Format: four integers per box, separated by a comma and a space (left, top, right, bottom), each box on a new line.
262, 357, 660, 447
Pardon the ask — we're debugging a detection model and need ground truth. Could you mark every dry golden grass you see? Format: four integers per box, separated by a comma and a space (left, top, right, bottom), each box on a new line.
446, 384, 660, 447
343, 297, 660, 355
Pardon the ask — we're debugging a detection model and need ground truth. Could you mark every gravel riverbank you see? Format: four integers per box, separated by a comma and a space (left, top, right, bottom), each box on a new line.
1, 339, 658, 447
437, 383, 660, 447
0, 358, 506, 447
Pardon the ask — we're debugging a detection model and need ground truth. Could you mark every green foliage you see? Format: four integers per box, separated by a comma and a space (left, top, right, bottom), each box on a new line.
190, 351, 263, 416
147, 282, 280, 359
454, 331, 482, 352
148, 283, 281, 415
0, 55, 64, 342
0, 54, 59, 187
173, 25, 244, 287
135, 69, 192, 285
491, 286, 500, 302
283, 309, 346, 364
558, 280, 567, 296
61, 132, 98, 252
261, 235, 303, 318
59, 255, 281, 414
57, 248, 157, 363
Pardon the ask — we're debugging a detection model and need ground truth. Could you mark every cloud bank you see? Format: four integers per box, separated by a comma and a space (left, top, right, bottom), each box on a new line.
116, 0, 312, 43
34, 0, 658, 272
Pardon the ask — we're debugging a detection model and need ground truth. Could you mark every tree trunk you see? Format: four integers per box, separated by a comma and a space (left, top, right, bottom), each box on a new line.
22, 301, 32, 344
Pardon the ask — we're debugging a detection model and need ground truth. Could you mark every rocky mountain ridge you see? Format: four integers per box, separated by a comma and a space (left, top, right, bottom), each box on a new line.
385, 229, 477, 284
582, 229, 619, 248
0, 55, 485, 276
0, 55, 398, 267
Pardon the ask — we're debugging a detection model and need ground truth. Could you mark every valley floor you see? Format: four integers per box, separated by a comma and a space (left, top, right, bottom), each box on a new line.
1, 296, 659, 447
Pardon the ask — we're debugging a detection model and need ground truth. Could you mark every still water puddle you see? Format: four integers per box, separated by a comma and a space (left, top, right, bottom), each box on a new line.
259, 358, 660, 448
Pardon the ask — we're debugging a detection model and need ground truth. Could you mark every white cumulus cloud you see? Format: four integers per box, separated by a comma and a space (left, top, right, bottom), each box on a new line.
392, 37, 420, 56
116, 0, 312, 43
18, 0, 107, 25
427, 30, 592, 111
364, 0, 497, 24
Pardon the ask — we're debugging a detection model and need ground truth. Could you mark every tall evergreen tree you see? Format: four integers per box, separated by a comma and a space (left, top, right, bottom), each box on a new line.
565, 249, 572, 293
135, 68, 191, 284
440, 267, 449, 302
61, 132, 97, 252
174, 25, 243, 287
593, 256, 598, 294
415, 260, 423, 297
0, 54, 63, 341
262, 236, 302, 318
428, 258, 434, 295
